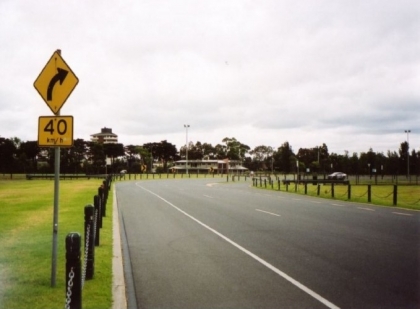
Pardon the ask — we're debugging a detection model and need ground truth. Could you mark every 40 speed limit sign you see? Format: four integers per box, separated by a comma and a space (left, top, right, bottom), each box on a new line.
38, 116, 74, 147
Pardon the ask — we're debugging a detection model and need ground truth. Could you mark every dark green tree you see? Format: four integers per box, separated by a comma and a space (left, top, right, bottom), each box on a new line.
273, 142, 295, 174
18, 141, 40, 173
104, 143, 125, 173
0, 137, 17, 176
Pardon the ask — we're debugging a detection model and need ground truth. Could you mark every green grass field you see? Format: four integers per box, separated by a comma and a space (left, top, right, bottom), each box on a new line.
0, 179, 113, 309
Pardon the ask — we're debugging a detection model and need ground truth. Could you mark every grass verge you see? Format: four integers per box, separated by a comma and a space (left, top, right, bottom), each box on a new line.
0, 179, 113, 309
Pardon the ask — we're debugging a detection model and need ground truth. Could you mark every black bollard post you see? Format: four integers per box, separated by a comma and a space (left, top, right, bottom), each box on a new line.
102, 181, 108, 216
94, 195, 101, 245
99, 186, 105, 218
65, 233, 82, 309
84, 205, 95, 280
393, 185, 397, 205
368, 185, 371, 203
331, 183, 335, 198
348, 184, 351, 200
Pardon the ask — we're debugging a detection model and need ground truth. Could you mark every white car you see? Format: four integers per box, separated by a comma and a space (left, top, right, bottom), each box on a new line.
327, 172, 347, 180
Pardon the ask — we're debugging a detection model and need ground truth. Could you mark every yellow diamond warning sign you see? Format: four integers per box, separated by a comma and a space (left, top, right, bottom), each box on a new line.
34, 51, 79, 115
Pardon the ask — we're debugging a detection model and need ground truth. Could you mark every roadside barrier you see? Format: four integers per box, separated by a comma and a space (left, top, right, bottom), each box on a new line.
252, 178, 409, 207
64, 175, 112, 309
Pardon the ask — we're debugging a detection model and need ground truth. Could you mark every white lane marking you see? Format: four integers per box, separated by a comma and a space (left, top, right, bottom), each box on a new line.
137, 184, 340, 309
292, 198, 301, 201
331, 204, 344, 207
358, 207, 375, 212
255, 209, 281, 217
392, 212, 413, 217
203, 194, 213, 199
311, 201, 321, 204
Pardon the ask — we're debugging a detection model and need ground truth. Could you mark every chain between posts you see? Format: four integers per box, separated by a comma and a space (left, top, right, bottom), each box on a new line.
82, 223, 90, 287
65, 267, 75, 309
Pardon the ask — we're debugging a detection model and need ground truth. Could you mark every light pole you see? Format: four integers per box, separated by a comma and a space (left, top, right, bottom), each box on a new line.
184, 124, 190, 175
405, 130, 410, 179
317, 146, 320, 164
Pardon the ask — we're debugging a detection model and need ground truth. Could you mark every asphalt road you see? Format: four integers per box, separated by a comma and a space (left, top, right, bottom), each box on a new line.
116, 178, 420, 309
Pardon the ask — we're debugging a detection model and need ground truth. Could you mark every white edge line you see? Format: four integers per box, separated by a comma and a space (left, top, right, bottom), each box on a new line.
256, 209, 281, 217
137, 184, 340, 309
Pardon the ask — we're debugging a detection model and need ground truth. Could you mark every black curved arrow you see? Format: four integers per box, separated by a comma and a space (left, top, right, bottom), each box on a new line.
47, 67, 68, 101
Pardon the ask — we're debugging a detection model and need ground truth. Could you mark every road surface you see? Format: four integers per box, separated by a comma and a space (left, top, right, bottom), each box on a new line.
116, 178, 420, 309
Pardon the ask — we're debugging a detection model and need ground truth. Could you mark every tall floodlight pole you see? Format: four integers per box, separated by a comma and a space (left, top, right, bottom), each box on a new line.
184, 124, 190, 175
405, 130, 411, 179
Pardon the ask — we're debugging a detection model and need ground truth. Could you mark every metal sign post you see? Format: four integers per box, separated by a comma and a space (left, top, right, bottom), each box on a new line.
34, 49, 78, 287
52, 111, 60, 287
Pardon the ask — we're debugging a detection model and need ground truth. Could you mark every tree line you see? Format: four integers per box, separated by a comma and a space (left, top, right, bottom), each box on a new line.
0, 136, 418, 176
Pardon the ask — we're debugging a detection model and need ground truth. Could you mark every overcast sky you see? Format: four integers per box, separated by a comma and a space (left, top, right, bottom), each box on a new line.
0, 0, 419, 155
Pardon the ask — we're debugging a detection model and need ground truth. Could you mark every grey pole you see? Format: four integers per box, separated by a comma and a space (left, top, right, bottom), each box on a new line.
51, 48, 62, 287
184, 124, 189, 175
51, 110, 60, 287
405, 130, 410, 179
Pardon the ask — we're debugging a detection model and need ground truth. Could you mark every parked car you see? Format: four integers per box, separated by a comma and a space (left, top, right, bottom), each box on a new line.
327, 172, 347, 180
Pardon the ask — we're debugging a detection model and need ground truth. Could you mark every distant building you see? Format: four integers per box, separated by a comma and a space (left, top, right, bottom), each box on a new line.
90, 127, 118, 144
171, 159, 248, 174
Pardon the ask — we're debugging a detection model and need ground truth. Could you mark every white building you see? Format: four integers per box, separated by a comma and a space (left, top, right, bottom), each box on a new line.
90, 127, 118, 144
171, 159, 248, 174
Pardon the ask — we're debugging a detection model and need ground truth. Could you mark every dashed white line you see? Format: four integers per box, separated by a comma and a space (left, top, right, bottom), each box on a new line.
392, 212, 413, 217
358, 207, 375, 212
255, 209, 281, 217
203, 195, 213, 199
137, 184, 340, 309
332, 204, 344, 207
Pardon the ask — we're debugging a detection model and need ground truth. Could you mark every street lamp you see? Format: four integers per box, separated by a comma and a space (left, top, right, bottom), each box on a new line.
405, 130, 410, 179
184, 124, 190, 175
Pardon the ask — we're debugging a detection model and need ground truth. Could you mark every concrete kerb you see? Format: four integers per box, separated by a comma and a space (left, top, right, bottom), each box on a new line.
112, 186, 127, 309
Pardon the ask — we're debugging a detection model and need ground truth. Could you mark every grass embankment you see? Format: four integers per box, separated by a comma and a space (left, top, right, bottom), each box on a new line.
0, 179, 113, 309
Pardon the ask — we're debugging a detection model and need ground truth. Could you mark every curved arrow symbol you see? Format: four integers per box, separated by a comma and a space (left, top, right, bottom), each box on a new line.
47, 67, 68, 101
